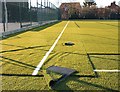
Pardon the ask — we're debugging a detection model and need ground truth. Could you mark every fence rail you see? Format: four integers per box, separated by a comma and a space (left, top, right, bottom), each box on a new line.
0, 0, 59, 36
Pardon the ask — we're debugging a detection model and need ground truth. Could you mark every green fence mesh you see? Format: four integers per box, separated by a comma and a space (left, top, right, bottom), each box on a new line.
0, 0, 59, 32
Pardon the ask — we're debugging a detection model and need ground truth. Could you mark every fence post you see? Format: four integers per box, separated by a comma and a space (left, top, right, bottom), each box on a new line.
37, 0, 38, 24
2, 2, 5, 32
30, 0, 32, 25
19, 2, 22, 28
4, 0, 8, 31
41, 0, 42, 24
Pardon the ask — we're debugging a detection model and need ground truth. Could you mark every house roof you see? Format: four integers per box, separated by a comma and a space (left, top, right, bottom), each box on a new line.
60, 2, 81, 8
108, 2, 119, 8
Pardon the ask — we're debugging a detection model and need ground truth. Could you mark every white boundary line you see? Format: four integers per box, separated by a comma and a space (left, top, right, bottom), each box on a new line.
32, 21, 69, 75
94, 70, 120, 72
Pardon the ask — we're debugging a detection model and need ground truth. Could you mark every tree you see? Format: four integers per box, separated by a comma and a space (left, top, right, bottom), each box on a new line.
81, 6, 97, 19
83, 0, 96, 7
81, 0, 97, 19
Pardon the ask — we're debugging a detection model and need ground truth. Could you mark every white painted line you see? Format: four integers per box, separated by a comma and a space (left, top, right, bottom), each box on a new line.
94, 70, 120, 72
32, 21, 69, 75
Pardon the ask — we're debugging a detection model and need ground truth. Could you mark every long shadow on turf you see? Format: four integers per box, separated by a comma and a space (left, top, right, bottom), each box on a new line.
88, 53, 120, 55
87, 54, 99, 78
0, 45, 51, 53
60, 52, 120, 56
0, 43, 25, 48
1, 59, 35, 70
1, 56, 36, 69
1, 57, 44, 77
0, 74, 44, 77
52, 76, 118, 91
90, 56, 119, 61
79, 34, 119, 43
98, 22, 118, 27
1, 21, 61, 40
74, 22, 80, 28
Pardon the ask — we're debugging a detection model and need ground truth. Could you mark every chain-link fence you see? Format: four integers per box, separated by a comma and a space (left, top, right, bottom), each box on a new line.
37, 0, 58, 24
0, 0, 59, 34
0, 0, 3, 33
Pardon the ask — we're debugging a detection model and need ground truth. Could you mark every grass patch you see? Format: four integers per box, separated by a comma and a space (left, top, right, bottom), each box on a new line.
1, 20, 119, 91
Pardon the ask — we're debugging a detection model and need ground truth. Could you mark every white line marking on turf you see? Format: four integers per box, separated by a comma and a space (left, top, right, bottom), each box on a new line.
32, 21, 70, 75
94, 70, 120, 72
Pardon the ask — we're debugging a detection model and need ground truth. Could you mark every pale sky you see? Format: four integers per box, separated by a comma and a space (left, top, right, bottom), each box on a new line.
31, 0, 120, 7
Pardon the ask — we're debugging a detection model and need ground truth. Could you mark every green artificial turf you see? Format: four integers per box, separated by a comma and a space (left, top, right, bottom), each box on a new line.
0, 20, 119, 91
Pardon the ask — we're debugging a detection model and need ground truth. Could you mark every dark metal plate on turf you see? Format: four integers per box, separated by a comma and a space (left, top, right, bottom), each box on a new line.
47, 66, 76, 75
65, 42, 75, 46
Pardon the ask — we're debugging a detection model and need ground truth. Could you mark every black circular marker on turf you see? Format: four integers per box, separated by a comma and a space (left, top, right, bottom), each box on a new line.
64, 42, 75, 46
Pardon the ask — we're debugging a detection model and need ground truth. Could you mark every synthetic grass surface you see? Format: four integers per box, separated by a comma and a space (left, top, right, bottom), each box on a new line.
0, 20, 119, 91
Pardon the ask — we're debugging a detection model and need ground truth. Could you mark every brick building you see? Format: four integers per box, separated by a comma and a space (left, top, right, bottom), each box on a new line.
108, 1, 120, 12
97, 1, 120, 19
60, 2, 81, 19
